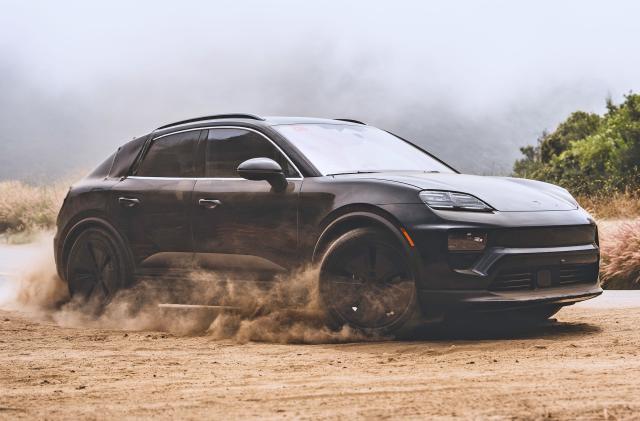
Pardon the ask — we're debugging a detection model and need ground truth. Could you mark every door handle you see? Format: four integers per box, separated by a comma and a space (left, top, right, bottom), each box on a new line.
198, 198, 222, 209
118, 197, 140, 208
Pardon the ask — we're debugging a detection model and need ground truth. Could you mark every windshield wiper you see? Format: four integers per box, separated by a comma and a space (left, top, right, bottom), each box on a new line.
326, 170, 381, 176
327, 169, 442, 176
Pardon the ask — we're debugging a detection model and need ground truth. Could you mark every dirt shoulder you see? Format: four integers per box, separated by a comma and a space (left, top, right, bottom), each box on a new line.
1, 304, 638, 420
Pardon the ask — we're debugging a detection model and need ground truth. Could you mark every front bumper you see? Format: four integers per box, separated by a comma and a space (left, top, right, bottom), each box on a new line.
416, 244, 602, 315
418, 284, 602, 314
380, 204, 601, 314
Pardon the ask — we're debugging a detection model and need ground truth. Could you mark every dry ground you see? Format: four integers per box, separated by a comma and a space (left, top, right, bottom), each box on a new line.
1, 232, 639, 420
1, 302, 639, 420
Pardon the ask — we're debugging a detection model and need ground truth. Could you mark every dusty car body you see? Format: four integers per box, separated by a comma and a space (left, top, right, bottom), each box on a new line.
54, 114, 601, 335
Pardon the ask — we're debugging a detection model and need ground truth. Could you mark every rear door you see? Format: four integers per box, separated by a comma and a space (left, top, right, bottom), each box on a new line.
111, 130, 203, 272
192, 127, 302, 277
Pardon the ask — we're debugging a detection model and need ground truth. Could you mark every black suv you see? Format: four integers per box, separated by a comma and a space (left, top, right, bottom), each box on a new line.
54, 114, 601, 335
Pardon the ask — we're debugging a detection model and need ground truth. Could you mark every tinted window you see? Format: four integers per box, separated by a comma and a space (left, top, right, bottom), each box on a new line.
205, 128, 299, 178
136, 131, 200, 177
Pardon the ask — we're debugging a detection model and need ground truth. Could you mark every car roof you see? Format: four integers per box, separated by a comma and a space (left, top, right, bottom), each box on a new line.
152, 114, 364, 135
263, 116, 363, 126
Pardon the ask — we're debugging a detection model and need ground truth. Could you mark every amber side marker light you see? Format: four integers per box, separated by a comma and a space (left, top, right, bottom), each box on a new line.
400, 228, 415, 247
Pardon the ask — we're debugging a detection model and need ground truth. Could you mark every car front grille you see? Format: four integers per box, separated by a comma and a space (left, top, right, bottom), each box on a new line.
489, 225, 596, 248
489, 263, 598, 291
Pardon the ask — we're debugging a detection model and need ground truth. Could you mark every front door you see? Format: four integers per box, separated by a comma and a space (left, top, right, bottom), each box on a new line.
111, 130, 203, 272
192, 127, 301, 278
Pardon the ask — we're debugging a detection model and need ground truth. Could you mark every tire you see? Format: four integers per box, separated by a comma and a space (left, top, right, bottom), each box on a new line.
319, 227, 420, 337
65, 227, 132, 312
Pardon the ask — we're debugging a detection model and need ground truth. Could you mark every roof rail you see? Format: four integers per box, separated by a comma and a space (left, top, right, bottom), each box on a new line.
334, 118, 366, 125
156, 113, 265, 130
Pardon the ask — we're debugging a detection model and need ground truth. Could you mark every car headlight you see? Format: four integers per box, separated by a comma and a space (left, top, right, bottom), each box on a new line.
419, 190, 493, 212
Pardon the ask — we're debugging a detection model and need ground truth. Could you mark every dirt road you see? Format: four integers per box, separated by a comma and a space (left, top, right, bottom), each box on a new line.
1, 240, 640, 419
0, 294, 639, 420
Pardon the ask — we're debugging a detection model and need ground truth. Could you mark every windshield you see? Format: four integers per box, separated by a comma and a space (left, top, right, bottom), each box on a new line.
274, 123, 455, 175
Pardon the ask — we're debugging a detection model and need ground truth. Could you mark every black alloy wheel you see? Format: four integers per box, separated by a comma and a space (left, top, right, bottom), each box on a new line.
319, 227, 419, 336
65, 227, 130, 309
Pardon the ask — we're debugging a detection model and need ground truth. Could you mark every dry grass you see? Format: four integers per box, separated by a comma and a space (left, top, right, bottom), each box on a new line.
578, 192, 640, 289
0, 181, 68, 242
578, 191, 640, 219
599, 220, 640, 289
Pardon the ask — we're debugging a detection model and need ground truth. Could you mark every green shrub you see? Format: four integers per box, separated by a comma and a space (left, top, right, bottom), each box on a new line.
513, 93, 640, 196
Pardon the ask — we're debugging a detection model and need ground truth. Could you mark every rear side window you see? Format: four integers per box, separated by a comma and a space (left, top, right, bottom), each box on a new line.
205, 128, 299, 178
136, 131, 201, 177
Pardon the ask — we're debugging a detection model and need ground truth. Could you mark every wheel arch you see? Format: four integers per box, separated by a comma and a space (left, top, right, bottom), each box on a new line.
311, 204, 415, 265
57, 214, 134, 281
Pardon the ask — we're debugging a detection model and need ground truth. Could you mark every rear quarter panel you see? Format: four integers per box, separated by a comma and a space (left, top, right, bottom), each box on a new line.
54, 178, 121, 277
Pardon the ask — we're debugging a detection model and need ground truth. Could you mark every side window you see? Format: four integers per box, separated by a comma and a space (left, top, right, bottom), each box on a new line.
136, 131, 200, 177
205, 128, 299, 178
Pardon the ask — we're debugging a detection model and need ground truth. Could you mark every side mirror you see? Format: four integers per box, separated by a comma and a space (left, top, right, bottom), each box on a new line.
237, 157, 288, 191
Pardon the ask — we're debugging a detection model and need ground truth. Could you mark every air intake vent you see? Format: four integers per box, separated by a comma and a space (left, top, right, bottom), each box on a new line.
489, 263, 598, 291
490, 271, 534, 291
557, 264, 598, 286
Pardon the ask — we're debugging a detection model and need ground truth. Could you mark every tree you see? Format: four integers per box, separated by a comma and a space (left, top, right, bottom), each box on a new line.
513, 94, 640, 196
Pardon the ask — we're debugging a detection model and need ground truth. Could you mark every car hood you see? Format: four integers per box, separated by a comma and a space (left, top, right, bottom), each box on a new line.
367, 172, 578, 212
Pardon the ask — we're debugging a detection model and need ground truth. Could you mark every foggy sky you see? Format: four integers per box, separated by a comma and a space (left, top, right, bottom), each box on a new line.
1, 0, 639, 181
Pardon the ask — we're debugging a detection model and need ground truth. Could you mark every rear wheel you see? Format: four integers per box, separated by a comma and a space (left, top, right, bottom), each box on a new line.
319, 227, 420, 337
65, 227, 131, 311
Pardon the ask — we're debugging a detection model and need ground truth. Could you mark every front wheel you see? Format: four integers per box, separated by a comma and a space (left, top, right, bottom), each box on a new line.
65, 227, 132, 311
319, 227, 420, 337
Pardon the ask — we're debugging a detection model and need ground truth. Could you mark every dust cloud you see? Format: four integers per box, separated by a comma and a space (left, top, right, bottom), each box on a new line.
0, 233, 371, 344
0, 233, 68, 311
